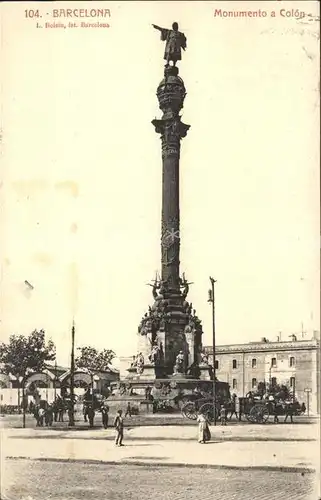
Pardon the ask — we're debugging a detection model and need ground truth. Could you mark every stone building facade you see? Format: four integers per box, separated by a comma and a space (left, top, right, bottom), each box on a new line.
204, 332, 320, 414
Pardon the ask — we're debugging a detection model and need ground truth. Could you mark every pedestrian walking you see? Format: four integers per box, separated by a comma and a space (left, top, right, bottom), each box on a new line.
83, 404, 88, 422
67, 403, 74, 426
37, 407, 45, 427
284, 403, 294, 423
101, 403, 109, 429
197, 411, 211, 444
87, 405, 95, 428
220, 405, 227, 426
45, 405, 54, 427
228, 394, 238, 420
58, 403, 65, 422
124, 402, 132, 417
114, 409, 124, 446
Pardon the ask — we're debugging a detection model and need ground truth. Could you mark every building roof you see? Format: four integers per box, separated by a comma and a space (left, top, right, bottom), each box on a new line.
204, 336, 320, 354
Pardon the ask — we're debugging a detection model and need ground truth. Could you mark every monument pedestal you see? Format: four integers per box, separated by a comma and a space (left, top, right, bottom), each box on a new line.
126, 364, 158, 380
199, 364, 212, 381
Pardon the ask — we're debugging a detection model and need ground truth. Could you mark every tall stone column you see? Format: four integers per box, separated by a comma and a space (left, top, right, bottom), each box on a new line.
152, 66, 190, 293
127, 30, 204, 380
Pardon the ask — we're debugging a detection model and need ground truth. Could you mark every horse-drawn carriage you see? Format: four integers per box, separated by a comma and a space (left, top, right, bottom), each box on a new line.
181, 383, 304, 424
181, 397, 221, 421
237, 396, 304, 423
181, 381, 231, 422
237, 397, 270, 423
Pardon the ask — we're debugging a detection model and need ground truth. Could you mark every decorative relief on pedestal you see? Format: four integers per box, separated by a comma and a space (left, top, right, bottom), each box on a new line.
114, 382, 135, 396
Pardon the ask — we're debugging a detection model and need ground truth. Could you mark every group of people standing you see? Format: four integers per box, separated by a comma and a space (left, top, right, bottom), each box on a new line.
83, 402, 133, 429
32, 398, 73, 427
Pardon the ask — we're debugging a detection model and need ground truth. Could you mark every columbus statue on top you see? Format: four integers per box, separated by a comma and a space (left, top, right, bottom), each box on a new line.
152, 22, 187, 67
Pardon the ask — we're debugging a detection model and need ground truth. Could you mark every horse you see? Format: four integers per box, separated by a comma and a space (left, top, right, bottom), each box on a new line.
267, 400, 299, 423
44, 405, 54, 426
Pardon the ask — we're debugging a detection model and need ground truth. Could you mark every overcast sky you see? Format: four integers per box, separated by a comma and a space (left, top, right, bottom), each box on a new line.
1, 1, 319, 367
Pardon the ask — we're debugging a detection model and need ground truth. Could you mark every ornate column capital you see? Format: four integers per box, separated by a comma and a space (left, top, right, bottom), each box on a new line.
152, 118, 190, 159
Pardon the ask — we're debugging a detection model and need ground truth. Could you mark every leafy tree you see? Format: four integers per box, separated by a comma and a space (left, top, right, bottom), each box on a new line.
268, 382, 292, 400
75, 345, 115, 373
0, 329, 56, 382
254, 381, 292, 400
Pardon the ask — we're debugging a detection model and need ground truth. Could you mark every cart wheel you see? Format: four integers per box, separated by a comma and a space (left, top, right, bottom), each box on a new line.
256, 406, 269, 424
199, 403, 217, 422
249, 405, 268, 424
249, 406, 259, 423
258, 406, 269, 423
181, 402, 197, 420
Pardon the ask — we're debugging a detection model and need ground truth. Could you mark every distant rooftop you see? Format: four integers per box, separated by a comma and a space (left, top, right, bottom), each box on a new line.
204, 332, 320, 353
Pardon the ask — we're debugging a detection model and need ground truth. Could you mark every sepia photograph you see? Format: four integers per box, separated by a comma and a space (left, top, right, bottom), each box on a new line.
0, 1, 320, 499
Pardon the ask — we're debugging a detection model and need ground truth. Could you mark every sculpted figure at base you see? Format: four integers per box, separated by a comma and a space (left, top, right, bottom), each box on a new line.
173, 350, 185, 374
149, 343, 160, 365
200, 352, 209, 365
145, 386, 152, 400
136, 352, 144, 374
187, 361, 201, 378
152, 22, 187, 66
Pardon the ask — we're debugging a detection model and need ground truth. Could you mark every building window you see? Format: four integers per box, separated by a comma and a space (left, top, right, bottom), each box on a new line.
232, 379, 237, 389
232, 359, 237, 369
252, 378, 257, 388
252, 358, 257, 368
290, 377, 295, 388
271, 357, 276, 367
271, 377, 277, 387
214, 360, 219, 370
289, 356, 295, 367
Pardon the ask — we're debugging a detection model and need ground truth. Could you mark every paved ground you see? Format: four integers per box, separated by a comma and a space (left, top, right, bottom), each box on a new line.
2, 422, 319, 470
1, 461, 317, 500
1, 421, 319, 500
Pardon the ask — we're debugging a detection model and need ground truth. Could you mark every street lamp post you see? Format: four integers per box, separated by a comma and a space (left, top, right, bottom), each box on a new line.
54, 359, 57, 401
292, 378, 296, 403
69, 320, 75, 426
19, 376, 26, 428
304, 388, 312, 416
91, 372, 94, 407
17, 377, 21, 411
46, 371, 49, 404
208, 277, 217, 426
